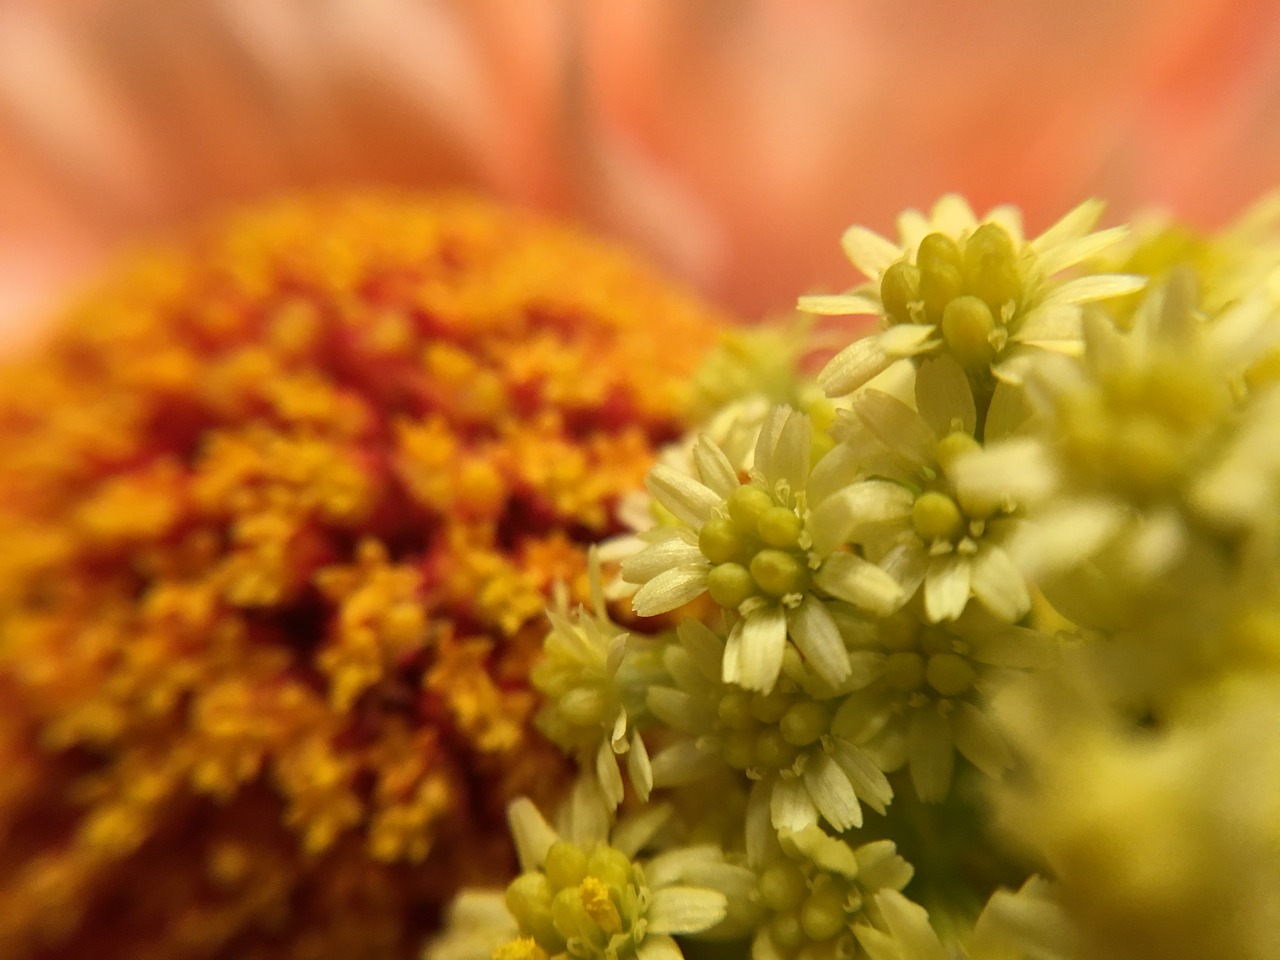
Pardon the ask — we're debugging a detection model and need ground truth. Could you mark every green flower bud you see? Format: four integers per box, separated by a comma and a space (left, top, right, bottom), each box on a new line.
926, 653, 977, 697
884, 652, 926, 692
941, 295, 996, 371
544, 842, 588, 892
699, 516, 747, 564
751, 549, 810, 597
935, 431, 982, 472
755, 729, 801, 769
918, 233, 964, 318
800, 886, 848, 941
759, 863, 808, 912
717, 689, 756, 730
758, 506, 804, 549
751, 688, 795, 724
708, 562, 755, 610
880, 261, 921, 323
912, 491, 965, 542
779, 701, 831, 747
728, 485, 775, 532
963, 223, 1021, 312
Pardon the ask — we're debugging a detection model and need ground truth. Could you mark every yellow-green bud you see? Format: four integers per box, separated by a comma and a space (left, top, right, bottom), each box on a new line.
751, 549, 809, 597
755, 729, 801, 769
544, 842, 588, 892
708, 562, 755, 610
800, 887, 848, 942
759, 863, 808, 912
941, 295, 996, 370
917, 233, 964, 318
884, 651, 925, 692
586, 846, 633, 892
935, 431, 982, 472
699, 516, 747, 564
506, 872, 554, 934
912, 491, 965, 542
728, 485, 775, 532
963, 223, 1021, 312
722, 730, 757, 770
926, 653, 977, 697
717, 689, 756, 730
751, 688, 795, 724
880, 260, 921, 323
758, 506, 804, 548
770, 912, 808, 950
550, 886, 592, 942
779, 701, 831, 746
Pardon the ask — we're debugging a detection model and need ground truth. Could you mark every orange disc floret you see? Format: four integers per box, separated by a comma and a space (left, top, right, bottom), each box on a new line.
0, 193, 726, 960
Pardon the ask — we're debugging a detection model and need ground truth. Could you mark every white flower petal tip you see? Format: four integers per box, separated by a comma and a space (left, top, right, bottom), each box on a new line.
797, 292, 882, 316
840, 225, 903, 279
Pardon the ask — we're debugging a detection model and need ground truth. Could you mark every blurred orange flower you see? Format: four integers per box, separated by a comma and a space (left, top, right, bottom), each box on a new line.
2, 0, 1280, 339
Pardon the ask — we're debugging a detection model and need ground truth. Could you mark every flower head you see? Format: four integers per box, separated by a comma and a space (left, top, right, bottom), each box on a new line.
801, 196, 1145, 397
0, 192, 726, 960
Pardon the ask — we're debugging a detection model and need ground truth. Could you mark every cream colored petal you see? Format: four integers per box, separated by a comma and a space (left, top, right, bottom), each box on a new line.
676, 619, 726, 682
693, 435, 742, 498
1030, 198, 1105, 254
507, 797, 559, 871
723, 606, 788, 692
950, 437, 1056, 514
787, 595, 850, 686
1011, 302, 1082, 343
1006, 498, 1126, 577
857, 891, 947, 960
621, 537, 704, 584
635, 934, 685, 960
797, 292, 882, 316
983, 381, 1035, 442
631, 565, 709, 617
969, 544, 1031, 622
802, 752, 863, 831
596, 740, 625, 810
830, 739, 893, 814
852, 840, 915, 890
816, 554, 907, 617
932, 194, 977, 236
783, 825, 861, 878
924, 554, 971, 622
647, 686, 714, 734
610, 801, 674, 858
914, 354, 976, 438
1034, 224, 1129, 276
808, 480, 915, 555
897, 208, 931, 252
1039, 273, 1146, 306
646, 463, 723, 527
907, 709, 956, 802
763, 407, 812, 495
648, 888, 729, 936
953, 701, 1012, 778
770, 775, 820, 832
854, 388, 937, 469
841, 224, 905, 279
878, 540, 929, 600
650, 740, 717, 787
819, 325, 937, 397
984, 204, 1025, 246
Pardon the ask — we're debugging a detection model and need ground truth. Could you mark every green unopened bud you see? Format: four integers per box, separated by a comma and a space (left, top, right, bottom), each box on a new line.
751, 549, 809, 597
918, 233, 964, 318
759, 863, 808, 912
722, 729, 757, 770
912, 491, 965, 542
708, 562, 755, 610
728, 485, 775, 532
770, 912, 807, 950
699, 516, 747, 564
586, 846, 633, 892
964, 223, 1021, 312
935, 431, 982, 472
550, 886, 593, 942
880, 261, 921, 323
780, 701, 831, 746
717, 689, 756, 730
506, 873, 562, 950
751, 688, 795, 724
800, 886, 848, 942
926, 653, 978, 697
941, 295, 996, 370
544, 842, 588, 892
758, 506, 804, 548
755, 729, 801, 769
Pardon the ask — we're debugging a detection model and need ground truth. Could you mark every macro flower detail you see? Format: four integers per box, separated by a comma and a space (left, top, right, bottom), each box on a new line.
646, 620, 893, 833
820, 356, 1048, 624
0, 193, 727, 960
621, 406, 905, 692
800, 195, 1145, 396
493, 798, 751, 960
747, 826, 913, 960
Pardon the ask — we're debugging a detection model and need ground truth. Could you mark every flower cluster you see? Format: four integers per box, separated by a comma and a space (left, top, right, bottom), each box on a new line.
431, 192, 1280, 960
0, 192, 729, 960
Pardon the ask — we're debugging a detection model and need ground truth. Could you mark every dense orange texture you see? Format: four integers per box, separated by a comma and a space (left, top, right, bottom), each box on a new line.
0, 193, 724, 960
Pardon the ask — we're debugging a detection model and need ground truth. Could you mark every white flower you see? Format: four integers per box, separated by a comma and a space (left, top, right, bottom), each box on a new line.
801, 195, 1146, 395
622, 405, 904, 692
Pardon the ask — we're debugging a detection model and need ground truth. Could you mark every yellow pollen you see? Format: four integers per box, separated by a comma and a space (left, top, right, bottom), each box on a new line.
578, 876, 623, 933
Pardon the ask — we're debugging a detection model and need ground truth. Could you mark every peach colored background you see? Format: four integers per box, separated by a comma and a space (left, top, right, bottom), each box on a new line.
2, 0, 1279, 340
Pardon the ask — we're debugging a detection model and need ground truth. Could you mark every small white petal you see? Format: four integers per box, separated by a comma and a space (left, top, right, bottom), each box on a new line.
1033, 224, 1129, 277
507, 797, 558, 871
983, 381, 1036, 442
676, 619, 726, 682
770, 776, 819, 832
953, 701, 1012, 779
647, 687, 713, 734
648, 888, 729, 936
854, 389, 937, 469
803, 753, 863, 831
819, 326, 937, 397
1040, 273, 1146, 307
816, 554, 907, 617
650, 740, 717, 787
745, 781, 774, 867
783, 825, 861, 878
631, 566, 709, 617
950, 438, 1056, 514
693, 436, 742, 498
787, 596, 851, 686
924, 555, 971, 622
808, 480, 915, 555
797, 292, 882, 316
841, 225, 904, 279
932, 194, 977, 236
830, 739, 894, 814
897, 208, 932, 252
621, 537, 704, 584
914, 354, 976, 438
610, 802, 674, 858
877, 540, 929, 600
1011, 302, 1082, 344
858, 891, 946, 960
907, 709, 956, 802
969, 544, 1031, 622
1006, 498, 1126, 577
636, 934, 685, 960
1030, 198, 1106, 254
646, 464, 722, 527
597, 740, 625, 810
723, 607, 788, 692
